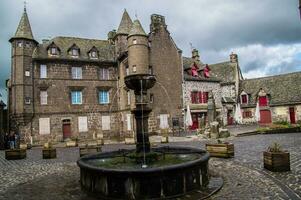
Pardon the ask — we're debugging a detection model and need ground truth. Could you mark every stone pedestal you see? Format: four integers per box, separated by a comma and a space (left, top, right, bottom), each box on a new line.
209, 121, 219, 139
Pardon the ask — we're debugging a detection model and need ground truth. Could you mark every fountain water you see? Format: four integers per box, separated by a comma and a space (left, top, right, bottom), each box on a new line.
77, 73, 222, 199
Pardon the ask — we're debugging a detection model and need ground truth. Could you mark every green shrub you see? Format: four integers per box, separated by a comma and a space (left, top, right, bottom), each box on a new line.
273, 120, 290, 126
267, 142, 282, 152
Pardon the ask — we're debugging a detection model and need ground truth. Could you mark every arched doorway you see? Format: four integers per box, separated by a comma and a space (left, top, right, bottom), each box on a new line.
62, 119, 72, 139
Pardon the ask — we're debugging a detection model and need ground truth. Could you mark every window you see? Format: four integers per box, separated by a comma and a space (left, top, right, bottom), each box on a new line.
191, 91, 198, 104
17, 41, 23, 47
91, 51, 97, 58
259, 96, 268, 106
102, 116, 110, 130
71, 91, 82, 105
133, 65, 136, 73
150, 93, 154, 103
78, 116, 88, 132
99, 68, 109, 80
40, 90, 48, 105
72, 67, 82, 79
40, 65, 47, 78
198, 92, 208, 104
159, 114, 169, 129
99, 90, 109, 104
126, 114, 131, 131
127, 91, 131, 105
149, 66, 153, 74
25, 70, 30, 77
39, 118, 50, 135
241, 94, 248, 104
25, 42, 31, 48
126, 66, 129, 75
133, 39, 137, 44
72, 49, 79, 57
50, 47, 57, 55
243, 111, 252, 118
25, 97, 31, 105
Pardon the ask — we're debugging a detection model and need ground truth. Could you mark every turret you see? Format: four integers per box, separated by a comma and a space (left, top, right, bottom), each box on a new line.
127, 19, 149, 74
230, 52, 238, 63
9, 7, 37, 116
114, 9, 133, 55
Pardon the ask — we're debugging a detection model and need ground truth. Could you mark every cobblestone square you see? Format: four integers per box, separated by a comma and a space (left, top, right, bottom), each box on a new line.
0, 133, 301, 200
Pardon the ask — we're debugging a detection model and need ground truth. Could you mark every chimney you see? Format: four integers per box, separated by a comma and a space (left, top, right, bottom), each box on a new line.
192, 49, 200, 63
107, 30, 116, 44
230, 52, 238, 63
150, 14, 167, 33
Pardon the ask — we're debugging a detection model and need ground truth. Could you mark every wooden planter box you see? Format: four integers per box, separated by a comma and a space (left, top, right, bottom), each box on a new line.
42, 148, 57, 159
263, 151, 290, 172
79, 145, 102, 157
161, 136, 169, 143
66, 140, 78, 147
205, 143, 234, 158
5, 149, 26, 160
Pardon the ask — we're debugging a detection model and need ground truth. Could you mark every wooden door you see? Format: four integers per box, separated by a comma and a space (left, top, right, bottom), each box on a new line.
289, 107, 296, 124
227, 110, 233, 125
63, 123, 71, 139
191, 113, 199, 130
260, 110, 272, 124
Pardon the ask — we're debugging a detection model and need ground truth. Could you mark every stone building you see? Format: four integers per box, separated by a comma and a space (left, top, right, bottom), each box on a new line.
7, 7, 301, 144
8, 8, 183, 144
182, 51, 242, 130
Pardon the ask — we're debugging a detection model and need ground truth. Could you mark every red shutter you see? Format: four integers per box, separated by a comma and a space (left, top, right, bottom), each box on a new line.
198, 92, 203, 103
259, 96, 268, 106
203, 92, 208, 103
191, 92, 197, 104
241, 95, 247, 104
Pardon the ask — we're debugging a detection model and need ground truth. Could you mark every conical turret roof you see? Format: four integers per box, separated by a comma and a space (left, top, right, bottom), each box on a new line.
10, 8, 35, 43
128, 19, 147, 37
116, 9, 133, 35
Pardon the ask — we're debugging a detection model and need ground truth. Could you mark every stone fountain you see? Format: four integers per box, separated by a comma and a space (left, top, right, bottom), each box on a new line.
77, 74, 222, 199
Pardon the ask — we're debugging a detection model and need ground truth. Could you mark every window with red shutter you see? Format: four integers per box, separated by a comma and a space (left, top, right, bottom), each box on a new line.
198, 92, 203, 103
241, 95, 248, 104
191, 92, 198, 104
203, 92, 208, 103
259, 96, 268, 106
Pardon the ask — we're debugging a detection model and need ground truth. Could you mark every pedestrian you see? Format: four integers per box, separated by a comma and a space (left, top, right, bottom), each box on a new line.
4, 132, 8, 149
9, 132, 15, 149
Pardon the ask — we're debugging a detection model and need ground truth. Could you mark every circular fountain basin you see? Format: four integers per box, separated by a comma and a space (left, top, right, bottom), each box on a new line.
124, 74, 156, 91
77, 146, 210, 200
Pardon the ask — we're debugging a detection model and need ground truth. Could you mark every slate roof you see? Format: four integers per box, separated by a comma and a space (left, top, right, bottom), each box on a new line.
10, 10, 36, 42
209, 61, 236, 84
241, 72, 301, 106
116, 10, 133, 35
129, 19, 147, 37
32, 36, 115, 62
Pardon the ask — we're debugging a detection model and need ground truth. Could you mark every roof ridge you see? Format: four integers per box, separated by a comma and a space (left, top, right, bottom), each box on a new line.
243, 71, 301, 81
209, 61, 231, 66
53, 36, 109, 42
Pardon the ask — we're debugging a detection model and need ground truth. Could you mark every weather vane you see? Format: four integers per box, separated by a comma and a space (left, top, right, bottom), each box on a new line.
24, 0, 27, 12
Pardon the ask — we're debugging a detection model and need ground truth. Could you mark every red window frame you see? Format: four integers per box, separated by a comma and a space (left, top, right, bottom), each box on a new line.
241, 94, 248, 104
259, 96, 268, 106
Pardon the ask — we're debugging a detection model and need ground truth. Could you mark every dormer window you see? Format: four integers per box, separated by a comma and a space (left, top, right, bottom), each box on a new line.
72, 49, 79, 57
91, 51, 97, 58
50, 47, 57, 55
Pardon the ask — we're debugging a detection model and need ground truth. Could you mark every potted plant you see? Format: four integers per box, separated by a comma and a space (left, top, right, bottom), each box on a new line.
263, 142, 290, 172
5, 148, 26, 160
42, 142, 56, 159
79, 142, 102, 157
66, 136, 78, 147
205, 140, 234, 158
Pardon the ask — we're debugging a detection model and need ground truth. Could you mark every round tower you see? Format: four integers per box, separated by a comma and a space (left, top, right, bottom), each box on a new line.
127, 19, 149, 74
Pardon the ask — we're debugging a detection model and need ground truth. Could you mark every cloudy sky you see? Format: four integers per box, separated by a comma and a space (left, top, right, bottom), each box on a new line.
1, 0, 301, 103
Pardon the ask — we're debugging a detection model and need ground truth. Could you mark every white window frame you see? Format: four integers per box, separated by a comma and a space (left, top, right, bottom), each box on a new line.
72, 67, 82, 79
17, 41, 23, 47
71, 49, 79, 57
133, 65, 136, 73
40, 65, 47, 78
127, 91, 131, 105
71, 91, 82, 105
40, 90, 48, 105
133, 39, 137, 44
126, 67, 129, 75
25, 70, 30, 77
159, 114, 169, 129
100, 68, 109, 80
